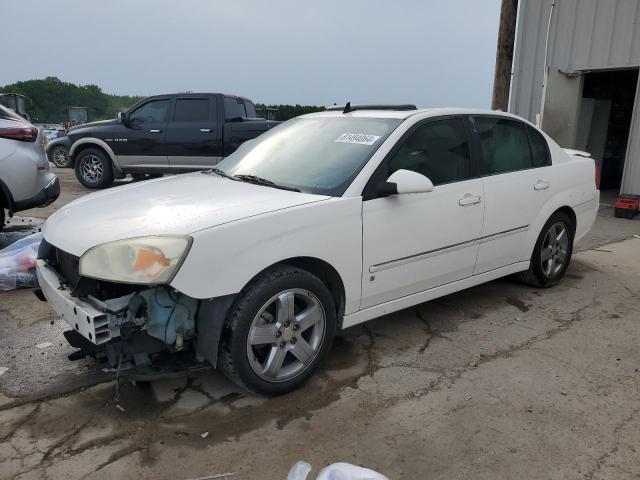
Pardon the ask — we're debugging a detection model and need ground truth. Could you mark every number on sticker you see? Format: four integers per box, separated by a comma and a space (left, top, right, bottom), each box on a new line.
335, 133, 381, 146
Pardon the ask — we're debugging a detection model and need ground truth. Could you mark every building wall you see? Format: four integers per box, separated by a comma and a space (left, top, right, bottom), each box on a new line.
510, 0, 640, 195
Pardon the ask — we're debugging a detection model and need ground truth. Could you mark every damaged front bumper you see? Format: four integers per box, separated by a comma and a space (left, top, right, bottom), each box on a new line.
36, 259, 205, 375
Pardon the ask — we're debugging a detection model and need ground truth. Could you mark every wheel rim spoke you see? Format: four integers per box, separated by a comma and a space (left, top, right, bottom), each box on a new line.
276, 291, 295, 324
541, 246, 553, 262
291, 338, 314, 365
262, 346, 287, 377
295, 301, 322, 333
249, 324, 279, 345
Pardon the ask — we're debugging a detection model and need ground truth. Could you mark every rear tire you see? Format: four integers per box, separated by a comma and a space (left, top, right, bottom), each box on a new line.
75, 148, 114, 189
517, 211, 575, 288
49, 145, 71, 168
218, 265, 337, 395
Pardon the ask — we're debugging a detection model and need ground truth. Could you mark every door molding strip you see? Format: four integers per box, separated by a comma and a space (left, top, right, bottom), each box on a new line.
369, 225, 529, 273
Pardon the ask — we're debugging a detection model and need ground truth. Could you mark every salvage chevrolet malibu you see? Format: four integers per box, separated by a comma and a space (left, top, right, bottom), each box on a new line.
36, 105, 599, 395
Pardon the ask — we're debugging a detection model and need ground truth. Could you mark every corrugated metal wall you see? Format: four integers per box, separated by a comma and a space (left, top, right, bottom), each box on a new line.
510, 0, 640, 195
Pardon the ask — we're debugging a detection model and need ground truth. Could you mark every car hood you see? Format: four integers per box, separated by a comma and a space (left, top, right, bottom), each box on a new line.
67, 119, 117, 132
43, 173, 330, 256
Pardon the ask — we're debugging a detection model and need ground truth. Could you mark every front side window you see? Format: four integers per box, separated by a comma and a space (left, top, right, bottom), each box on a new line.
173, 98, 210, 122
387, 118, 473, 185
475, 117, 532, 175
216, 117, 401, 195
129, 99, 169, 123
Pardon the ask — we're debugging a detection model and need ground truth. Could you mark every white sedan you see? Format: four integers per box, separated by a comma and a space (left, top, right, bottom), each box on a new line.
36, 105, 599, 394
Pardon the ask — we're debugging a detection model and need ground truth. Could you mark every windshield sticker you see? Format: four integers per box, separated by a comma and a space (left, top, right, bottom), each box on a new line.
335, 133, 381, 146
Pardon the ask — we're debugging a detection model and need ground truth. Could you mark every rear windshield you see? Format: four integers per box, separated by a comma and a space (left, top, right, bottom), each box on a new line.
216, 117, 402, 196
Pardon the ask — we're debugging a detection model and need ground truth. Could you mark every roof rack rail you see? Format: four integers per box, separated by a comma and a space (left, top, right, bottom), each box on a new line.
326, 102, 418, 114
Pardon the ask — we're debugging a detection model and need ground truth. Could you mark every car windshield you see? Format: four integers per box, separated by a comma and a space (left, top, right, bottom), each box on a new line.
216, 117, 402, 195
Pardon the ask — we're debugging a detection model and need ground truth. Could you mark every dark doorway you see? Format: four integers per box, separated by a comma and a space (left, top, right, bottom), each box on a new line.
576, 69, 638, 190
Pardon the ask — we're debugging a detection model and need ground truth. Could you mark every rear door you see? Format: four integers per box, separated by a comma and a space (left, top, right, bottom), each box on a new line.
166, 96, 223, 169
472, 116, 553, 274
115, 98, 170, 169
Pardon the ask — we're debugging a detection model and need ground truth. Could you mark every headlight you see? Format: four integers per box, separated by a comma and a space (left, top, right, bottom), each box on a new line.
79, 236, 192, 284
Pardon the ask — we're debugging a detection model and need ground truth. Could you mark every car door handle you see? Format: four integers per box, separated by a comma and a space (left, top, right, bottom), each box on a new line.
200, 128, 212, 133
459, 194, 482, 206
149, 129, 162, 133
534, 181, 550, 190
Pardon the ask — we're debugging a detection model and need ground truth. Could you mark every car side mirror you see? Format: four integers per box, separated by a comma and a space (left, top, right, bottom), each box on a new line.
377, 169, 434, 196
117, 111, 128, 125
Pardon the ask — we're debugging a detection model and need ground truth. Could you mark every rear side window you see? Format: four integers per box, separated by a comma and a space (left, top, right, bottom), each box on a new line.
244, 101, 257, 118
387, 118, 473, 185
527, 126, 551, 167
224, 97, 247, 120
173, 98, 210, 122
475, 117, 532, 175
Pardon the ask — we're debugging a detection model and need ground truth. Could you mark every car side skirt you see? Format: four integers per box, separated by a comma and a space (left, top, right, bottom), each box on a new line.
342, 261, 530, 329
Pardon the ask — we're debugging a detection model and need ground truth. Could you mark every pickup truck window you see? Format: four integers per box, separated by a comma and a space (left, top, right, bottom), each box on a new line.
224, 97, 247, 120
173, 98, 210, 122
129, 99, 169, 123
216, 117, 401, 196
244, 101, 257, 118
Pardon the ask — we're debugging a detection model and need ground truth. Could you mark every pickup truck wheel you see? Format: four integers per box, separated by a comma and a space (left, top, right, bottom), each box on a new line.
75, 148, 114, 189
219, 265, 336, 395
49, 145, 71, 168
517, 211, 574, 288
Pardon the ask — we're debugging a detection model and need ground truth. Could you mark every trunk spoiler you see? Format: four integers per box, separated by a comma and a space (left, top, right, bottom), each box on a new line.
563, 148, 591, 158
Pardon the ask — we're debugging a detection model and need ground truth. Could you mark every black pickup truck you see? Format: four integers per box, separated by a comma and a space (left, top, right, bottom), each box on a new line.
47, 93, 279, 188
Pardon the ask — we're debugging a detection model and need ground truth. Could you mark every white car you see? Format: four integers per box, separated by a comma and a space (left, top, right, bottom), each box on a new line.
36, 105, 599, 395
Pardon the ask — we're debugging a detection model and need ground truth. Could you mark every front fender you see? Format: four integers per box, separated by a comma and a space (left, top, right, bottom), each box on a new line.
170, 197, 363, 316
69, 138, 123, 174
45, 136, 71, 154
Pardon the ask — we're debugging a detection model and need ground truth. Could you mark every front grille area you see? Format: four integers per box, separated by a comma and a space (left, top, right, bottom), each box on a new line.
38, 239, 81, 290
55, 248, 81, 288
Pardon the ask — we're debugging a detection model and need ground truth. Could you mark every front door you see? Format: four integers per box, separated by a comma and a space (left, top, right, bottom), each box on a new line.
471, 116, 554, 274
166, 96, 223, 169
360, 117, 484, 309
114, 98, 171, 169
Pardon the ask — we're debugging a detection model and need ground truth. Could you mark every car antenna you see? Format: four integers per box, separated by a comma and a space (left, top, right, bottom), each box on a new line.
343, 101, 352, 114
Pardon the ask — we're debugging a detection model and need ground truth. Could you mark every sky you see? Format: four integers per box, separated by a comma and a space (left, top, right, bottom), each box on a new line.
2, 0, 501, 108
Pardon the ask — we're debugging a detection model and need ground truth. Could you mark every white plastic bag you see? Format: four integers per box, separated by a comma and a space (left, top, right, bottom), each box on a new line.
315, 463, 389, 480
0, 232, 42, 291
287, 462, 388, 480
287, 461, 313, 480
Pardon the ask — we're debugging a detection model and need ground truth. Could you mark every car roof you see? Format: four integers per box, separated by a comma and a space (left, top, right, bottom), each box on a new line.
300, 107, 530, 123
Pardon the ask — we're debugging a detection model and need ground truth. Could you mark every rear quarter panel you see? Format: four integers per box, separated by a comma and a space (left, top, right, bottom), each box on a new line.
519, 140, 598, 261
170, 196, 363, 315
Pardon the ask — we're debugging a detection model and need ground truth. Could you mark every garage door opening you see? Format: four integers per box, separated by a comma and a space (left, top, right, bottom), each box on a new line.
576, 69, 638, 191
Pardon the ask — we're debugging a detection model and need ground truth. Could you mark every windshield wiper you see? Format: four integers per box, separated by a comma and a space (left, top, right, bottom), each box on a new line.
202, 167, 238, 180
235, 174, 301, 192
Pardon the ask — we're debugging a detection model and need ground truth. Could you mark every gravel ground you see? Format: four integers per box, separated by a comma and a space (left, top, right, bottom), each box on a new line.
0, 167, 639, 479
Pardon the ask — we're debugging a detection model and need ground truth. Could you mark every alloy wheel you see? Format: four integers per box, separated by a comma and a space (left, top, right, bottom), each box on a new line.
79, 154, 104, 183
51, 147, 69, 167
246, 288, 326, 382
540, 221, 569, 277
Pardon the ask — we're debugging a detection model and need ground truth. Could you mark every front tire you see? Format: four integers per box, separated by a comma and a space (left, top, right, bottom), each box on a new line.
517, 211, 575, 288
219, 265, 337, 395
49, 145, 71, 168
75, 148, 114, 189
